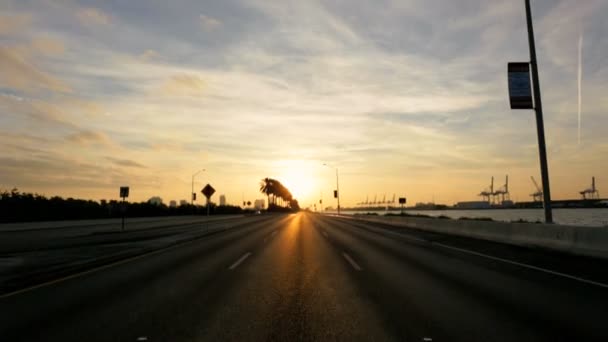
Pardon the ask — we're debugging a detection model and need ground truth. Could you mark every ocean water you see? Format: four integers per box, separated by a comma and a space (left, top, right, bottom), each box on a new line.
329, 208, 608, 227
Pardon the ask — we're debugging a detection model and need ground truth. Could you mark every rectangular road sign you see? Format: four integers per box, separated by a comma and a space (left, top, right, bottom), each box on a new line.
508, 62, 533, 109
333, 190, 338, 198
120, 186, 129, 198
399, 197, 406, 204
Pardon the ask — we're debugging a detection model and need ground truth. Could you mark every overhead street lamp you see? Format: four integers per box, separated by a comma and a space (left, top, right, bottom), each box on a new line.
323, 163, 340, 215
191, 168, 206, 205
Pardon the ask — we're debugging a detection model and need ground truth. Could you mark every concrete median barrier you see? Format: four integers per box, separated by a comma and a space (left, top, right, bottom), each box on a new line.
343, 215, 608, 260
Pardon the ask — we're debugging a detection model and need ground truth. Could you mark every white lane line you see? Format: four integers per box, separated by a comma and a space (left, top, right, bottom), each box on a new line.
363, 225, 426, 243
228, 252, 252, 270
433, 242, 608, 290
343, 252, 362, 271
263, 230, 278, 242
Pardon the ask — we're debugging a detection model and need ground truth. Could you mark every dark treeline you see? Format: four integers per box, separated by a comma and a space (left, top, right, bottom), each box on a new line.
259, 178, 300, 211
0, 189, 250, 223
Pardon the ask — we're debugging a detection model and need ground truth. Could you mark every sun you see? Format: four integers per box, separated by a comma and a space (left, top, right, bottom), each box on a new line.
275, 160, 317, 203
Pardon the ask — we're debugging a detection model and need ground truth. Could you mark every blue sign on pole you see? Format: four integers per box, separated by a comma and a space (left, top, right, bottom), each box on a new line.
508, 62, 533, 109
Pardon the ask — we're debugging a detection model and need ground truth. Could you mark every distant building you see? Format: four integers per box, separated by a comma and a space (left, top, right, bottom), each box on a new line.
148, 196, 163, 206
179, 200, 188, 206
219, 194, 226, 206
169, 200, 177, 208
415, 202, 435, 209
454, 201, 490, 209
254, 199, 265, 210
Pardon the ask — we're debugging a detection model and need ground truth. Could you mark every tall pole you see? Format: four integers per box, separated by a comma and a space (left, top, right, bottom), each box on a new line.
191, 168, 205, 206
336, 168, 341, 215
121, 197, 125, 232
525, 0, 553, 223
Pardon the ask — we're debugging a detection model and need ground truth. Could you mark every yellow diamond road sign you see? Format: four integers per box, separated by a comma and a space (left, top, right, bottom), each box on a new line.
201, 184, 215, 199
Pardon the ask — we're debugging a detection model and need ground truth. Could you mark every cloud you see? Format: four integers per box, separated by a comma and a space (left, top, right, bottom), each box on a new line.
2, 0, 607, 204
200, 14, 222, 31
0, 47, 71, 93
0, 95, 79, 131
77, 7, 110, 26
159, 74, 205, 96
30, 36, 65, 56
139, 49, 161, 62
65, 130, 111, 145
105, 157, 146, 168
0, 14, 31, 35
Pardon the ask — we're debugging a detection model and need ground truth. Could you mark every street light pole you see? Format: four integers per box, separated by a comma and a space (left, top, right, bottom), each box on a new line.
191, 168, 206, 206
323, 163, 341, 215
525, 0, 553, 223
336, 167, 340, 215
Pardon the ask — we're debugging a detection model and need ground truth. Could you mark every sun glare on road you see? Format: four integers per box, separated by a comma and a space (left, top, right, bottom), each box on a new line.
275, 160, 318, 203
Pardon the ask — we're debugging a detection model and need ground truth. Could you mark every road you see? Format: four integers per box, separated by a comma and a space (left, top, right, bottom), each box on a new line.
2, 212, 608, 341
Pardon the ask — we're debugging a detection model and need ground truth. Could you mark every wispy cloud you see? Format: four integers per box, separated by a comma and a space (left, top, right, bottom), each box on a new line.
77, 7, 110, 26
105, 157, 146, 169
1, 0, 607, 205
0, 14, 31, 35
65, 130, 112, 146
0, 47, 71, 93
30, 36, 65, 56
200, 14, 222, 31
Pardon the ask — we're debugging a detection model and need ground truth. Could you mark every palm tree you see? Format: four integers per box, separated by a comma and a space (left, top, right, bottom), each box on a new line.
260, 177, 274, 208
260, 177, 298, 211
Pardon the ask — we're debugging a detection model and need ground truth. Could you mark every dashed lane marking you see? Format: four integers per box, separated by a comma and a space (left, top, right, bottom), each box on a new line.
228, 252, 252, 270
343, 252, 362, 271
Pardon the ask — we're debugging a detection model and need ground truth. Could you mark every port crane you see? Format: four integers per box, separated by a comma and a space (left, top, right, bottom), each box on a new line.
493, 175, 510, 203
530, 176, 543, 202
580, 177, 599, 200
357, 195, 369, 206
478, 177, 494, 203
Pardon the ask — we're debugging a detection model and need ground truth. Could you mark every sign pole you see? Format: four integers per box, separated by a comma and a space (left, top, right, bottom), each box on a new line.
399, 197, 406, 215
201, 183, 215, 218
525, 0, 553, 223
121, 197, 125, 232
336, 168, 340, 215
119, 186, 129, 232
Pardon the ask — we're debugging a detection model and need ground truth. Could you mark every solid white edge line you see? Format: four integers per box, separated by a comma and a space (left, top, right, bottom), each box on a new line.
228, 252, 252, 270
1, 216, 284, 299
327, 215, 608, 290
433, 242, 608, 289
343, 252, 362, 271
0, 233, 205, 299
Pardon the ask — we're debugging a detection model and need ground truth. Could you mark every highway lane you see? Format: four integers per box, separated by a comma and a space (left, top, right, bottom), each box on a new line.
1, 212, 608, 341
315, 215, 608, 341
0, 215, 275, 294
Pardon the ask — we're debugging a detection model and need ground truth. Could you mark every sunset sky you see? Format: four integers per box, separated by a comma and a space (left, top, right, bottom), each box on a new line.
1, 0, 607, 207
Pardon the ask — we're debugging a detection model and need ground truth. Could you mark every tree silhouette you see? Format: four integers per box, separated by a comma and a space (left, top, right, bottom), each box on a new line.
259, 178, 298, 212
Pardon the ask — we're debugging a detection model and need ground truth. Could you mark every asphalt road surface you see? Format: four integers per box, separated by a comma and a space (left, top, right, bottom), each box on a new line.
2, 212, 608, 341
